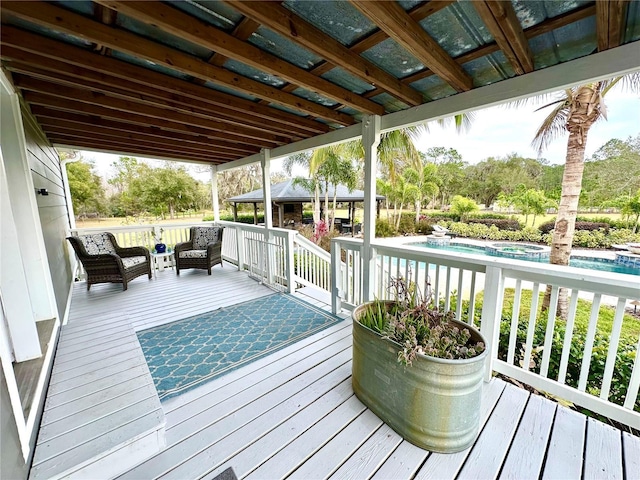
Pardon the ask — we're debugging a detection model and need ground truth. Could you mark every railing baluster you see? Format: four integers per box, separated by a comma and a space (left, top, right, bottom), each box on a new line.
624, 334, 640, 409
522, 282, 540, 372
444, 266, 452, 312
434, 263, 441, 306
507, 279, 523, 365
557, 290, 579, 384
540, 285, 559, 377
468, 271, 477, 326
600, 298, 626, 400
578, 293, 602, 391
455, 268, 464, 321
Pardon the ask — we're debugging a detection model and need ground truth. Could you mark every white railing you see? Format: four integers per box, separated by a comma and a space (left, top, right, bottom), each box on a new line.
331, 237, 640, 429
293, 234, 332, 292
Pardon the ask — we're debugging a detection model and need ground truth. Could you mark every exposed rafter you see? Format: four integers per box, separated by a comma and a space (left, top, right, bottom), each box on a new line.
0, 1, 356, 125
349, 0, 473, 92
96, 0, 385, 116
0, 26, 330, 136
226, 0, 424, 106
596, 0, 629, 52
473, 1, 534, 74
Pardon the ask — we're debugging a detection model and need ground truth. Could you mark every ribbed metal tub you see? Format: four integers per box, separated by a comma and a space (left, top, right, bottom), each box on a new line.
352, 304, 487, 453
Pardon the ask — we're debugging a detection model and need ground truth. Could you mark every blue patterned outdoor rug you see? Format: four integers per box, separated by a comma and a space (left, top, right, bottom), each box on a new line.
137, 294, 342, 401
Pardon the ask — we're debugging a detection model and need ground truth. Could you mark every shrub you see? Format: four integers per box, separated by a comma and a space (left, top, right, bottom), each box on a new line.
450, 195, 479, 220
539, 218, 610, 234
466, 213, 512, 220
467, 218, 522, 231
397, 214, 416, 235
213, 213, 264, 224
376, 218, 396, 237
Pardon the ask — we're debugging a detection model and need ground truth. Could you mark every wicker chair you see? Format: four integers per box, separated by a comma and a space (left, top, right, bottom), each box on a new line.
175, 226, 224, 275
67, 232, 151, 291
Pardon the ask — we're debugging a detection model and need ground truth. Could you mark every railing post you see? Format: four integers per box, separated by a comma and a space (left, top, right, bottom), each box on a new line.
331, 238, 342, 314
480, 265, 505, 382
235, 225, 244, 272
286, 230, 296, 294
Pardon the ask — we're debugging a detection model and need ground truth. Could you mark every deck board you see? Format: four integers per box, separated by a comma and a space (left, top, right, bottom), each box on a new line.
32, 267, 636, 479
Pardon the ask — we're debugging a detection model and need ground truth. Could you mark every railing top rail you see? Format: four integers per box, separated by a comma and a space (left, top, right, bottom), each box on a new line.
72, 221, 216, 234
333, 237, 640, 297
217, 220, 295, 237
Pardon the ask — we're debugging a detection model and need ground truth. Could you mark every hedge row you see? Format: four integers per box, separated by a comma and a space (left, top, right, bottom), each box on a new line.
467, 218, 521, 231
539, 220, 610, 234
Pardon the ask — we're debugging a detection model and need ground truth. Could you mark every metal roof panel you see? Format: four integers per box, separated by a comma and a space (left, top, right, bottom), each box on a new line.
249, 26, 323, 70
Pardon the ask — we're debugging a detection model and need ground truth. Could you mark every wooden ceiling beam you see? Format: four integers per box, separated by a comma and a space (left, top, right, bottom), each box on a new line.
22, 91, 276, 149
349, 1, 473, 92
209, 17, 260, 68
226, 1, 424, 106
4, 57, 311, 140
472, 1, 534, 74
96, 1, 385, 115
263, 0, 455, 105
43, 126, 239, 160
0, 1, 356, 125
596, 0, 629, 51
31, 107, 257, 155
37, 120, 250, 158
0, 26, 329, 135
14, 76, 288, 144
48, 135, 226, 164
362, 3, 597, 98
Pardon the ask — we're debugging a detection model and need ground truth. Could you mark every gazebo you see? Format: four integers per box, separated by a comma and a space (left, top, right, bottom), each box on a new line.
227, 179, 385, 228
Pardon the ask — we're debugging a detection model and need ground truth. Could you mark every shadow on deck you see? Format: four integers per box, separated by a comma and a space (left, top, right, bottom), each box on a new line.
32, 263, 639, 479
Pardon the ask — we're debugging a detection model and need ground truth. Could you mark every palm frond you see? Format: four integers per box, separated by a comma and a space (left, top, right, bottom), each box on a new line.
531, 102, 569, 154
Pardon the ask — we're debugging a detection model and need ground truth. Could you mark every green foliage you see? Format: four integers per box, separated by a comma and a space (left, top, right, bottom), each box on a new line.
397, 213, 416, 235
450, 195, 479, 220
375, 218, 396, 237
467, 218, 522, 231
446, 222, 544, 242
357, 277, 485, 364
66, 160, 107, 215
213, 213, 265, 224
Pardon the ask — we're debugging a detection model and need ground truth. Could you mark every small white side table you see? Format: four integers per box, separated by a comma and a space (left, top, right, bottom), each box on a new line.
151, 251, 175, 277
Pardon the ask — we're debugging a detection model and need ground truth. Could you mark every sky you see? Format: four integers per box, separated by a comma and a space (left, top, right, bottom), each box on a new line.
79, 89, 640, 181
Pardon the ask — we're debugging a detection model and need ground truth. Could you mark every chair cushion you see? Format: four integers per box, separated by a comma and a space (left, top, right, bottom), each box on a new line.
193, 227, 221, 249
179, 249, 207, 258
121, 256, 147, 269
80, 233, 116, 255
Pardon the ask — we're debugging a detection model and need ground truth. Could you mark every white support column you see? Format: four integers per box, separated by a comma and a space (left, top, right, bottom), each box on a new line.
0, 152, 41, 361
61, 157, 79, 277
480, 265, 506, 382
261, 149, 273, 229
331, 238, 342, 314
1, 74, 57, 324
285, 230, 296, 294
210, 164, 220, 222
361, 115, 381, 303
261, 149, 274, 284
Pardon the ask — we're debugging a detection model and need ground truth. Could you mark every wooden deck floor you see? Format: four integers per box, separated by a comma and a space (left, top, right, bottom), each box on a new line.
33, 264, 639, 479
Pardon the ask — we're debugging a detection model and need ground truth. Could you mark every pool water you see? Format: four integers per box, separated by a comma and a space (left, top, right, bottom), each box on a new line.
411, 242, 640, 276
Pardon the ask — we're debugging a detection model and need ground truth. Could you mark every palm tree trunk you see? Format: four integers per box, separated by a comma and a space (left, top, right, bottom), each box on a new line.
415, 199, 421, 222
543, 87, 598, 318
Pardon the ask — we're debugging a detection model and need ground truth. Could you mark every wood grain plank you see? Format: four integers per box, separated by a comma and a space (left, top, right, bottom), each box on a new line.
202, 379, 355, 480
499, 394, 556, 479
288, 409, 384, 479
583, 417, 623, 480
457, 384, 529, 479
371, 440, 430, 480
542, 406, 586, 480
328, 423, 402, 480
623, 432, 640, 480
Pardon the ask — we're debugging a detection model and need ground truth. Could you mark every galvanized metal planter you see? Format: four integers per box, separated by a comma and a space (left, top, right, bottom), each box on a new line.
352, 303, 488, 453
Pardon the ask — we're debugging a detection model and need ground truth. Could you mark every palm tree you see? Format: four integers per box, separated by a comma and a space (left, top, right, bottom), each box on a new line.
532, 73, 640, 317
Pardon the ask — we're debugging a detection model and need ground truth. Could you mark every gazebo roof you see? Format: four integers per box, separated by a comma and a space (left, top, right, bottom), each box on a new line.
227, 179, 384, 204
1, 1, 638, 166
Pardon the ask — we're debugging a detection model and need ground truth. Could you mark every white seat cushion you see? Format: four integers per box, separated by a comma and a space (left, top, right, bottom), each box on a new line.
179, 249, 207, 258
121, 256, 147, 269
80, 233, 116, 255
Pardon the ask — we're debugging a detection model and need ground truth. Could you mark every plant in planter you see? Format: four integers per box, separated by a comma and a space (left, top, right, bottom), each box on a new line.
352, 276, 487, 453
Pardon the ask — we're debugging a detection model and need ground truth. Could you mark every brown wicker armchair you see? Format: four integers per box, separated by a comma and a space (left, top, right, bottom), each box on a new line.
175, 226, 224, 275
67, 232, 151, 291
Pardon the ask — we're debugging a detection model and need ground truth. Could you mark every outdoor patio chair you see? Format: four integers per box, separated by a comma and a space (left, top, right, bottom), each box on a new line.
67, 232, 151, 291
175, 226, 224, 275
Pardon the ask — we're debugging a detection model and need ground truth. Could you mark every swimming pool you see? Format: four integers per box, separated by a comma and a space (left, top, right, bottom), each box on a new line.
409, 241, 640, 276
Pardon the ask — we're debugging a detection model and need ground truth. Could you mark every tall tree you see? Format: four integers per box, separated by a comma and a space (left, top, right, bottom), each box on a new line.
66, 159, 107, 216
532, 74, 640, 317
